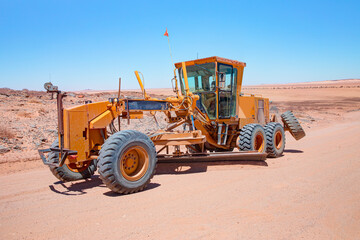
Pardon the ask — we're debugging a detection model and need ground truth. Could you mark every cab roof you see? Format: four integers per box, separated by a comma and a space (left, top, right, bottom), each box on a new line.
174, 56, 246, 68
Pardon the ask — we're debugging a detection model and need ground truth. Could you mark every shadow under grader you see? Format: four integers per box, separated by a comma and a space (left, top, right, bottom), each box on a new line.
49, 175, 105, 196
49, 175, 161, 197
284, 149, 304, 153
156, 160, 268, 175
102, 183, 161, 197
48, 160, 267, 195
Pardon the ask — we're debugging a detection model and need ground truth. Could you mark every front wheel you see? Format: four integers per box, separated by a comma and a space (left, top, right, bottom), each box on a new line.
48, 140, 97, 182
97, 130, 157, 194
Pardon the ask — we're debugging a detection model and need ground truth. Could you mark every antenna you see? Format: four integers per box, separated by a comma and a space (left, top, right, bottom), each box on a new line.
164, 28, 181, 97
164, 28, 173, 65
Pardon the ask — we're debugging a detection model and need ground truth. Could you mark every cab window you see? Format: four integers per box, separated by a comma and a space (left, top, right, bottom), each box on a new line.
179, 62, 217, 119
218, 64, 237, 118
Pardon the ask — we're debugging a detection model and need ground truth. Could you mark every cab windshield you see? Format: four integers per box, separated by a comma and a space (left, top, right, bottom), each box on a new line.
179, 62, 216, 94
179, 62, 217, 119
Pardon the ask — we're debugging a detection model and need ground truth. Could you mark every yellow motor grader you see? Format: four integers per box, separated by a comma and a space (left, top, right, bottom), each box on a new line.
39, 56, 305, 194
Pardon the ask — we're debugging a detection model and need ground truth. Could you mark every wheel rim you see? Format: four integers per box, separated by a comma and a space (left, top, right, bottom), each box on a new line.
120, 146, 149, 181
275, 130, 283, 150
254, 132, 265, 152
66, 161, 92, 173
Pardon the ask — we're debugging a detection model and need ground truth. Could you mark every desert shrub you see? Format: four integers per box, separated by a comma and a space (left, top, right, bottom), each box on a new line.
38, 108, 48, 115
28, 99, 41, 104
17, 111, 32, 118
0, 126, 15, 139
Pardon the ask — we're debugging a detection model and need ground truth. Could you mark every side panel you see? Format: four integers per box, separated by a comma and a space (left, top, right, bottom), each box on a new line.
63, 109, 88, 162
238, 96, 269, 128
238, 96, 256, 119
62, 101, 110, 162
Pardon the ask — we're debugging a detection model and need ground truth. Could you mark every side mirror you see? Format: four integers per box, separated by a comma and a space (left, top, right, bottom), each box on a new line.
44, 82, 59, 93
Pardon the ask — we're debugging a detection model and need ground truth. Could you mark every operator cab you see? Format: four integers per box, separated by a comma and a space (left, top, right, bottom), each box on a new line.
175, 56, 246, 120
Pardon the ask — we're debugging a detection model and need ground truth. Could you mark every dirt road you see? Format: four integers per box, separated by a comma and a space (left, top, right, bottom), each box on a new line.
1, 110, 359, 239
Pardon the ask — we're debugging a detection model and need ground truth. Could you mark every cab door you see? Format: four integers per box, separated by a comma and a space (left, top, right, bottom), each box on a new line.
218, 63, 237, 119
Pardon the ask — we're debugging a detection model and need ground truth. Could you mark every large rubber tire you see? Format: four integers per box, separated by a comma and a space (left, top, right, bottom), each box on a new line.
97, 130, 157, 194
238, 124, 267, 153
281, 111, 306, 140
48, 140, 97, 182
265, 122, 285, 158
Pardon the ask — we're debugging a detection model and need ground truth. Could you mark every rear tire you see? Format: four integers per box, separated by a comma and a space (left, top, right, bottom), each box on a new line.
97, 130, 157, 194
265, 122, 285, 158
281, 111, 306, 140
238, 124, 267, 153
48, 140, 97, 182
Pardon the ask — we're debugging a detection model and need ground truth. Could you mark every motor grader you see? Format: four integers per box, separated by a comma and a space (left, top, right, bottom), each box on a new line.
39, 56, 305, 194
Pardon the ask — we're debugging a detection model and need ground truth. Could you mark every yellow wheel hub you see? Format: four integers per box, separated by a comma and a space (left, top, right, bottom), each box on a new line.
275, 131, 283, 150
123, 150, 140, 175
254, 132, 265, 152
120, 146, 149, 181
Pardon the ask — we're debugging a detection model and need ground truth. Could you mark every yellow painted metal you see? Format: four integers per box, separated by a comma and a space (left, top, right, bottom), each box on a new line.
181, 62, 190, 96
63, 108, 88, 163
129, 111, 143, 119
238, 96, 256, 119
120, 146, 149, 181
193, 119, 222, 148
254, 131, 265, 152
275, 130, 283, 150
239, 118, 256, 128
134, 71, 149, 99
61, 101, 115, 163
151, 131, 205, 146
90, 110, 115, 129
123, 149, 139, 176
236, 66, 245, 95
174, 56, 246, 68
85, 101, 111, 120
89, 129, 104, 150
237, 96, 269, 128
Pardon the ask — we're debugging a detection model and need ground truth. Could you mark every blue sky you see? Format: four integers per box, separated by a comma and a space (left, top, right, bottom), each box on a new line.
1, 0, 359, 91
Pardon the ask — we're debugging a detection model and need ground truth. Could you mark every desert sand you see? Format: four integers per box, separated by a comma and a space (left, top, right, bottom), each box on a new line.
0, 79, 360, 239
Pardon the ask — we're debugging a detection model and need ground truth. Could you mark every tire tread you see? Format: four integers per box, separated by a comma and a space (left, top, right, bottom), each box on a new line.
281, 111, 306, 140
97, 130, 157, 194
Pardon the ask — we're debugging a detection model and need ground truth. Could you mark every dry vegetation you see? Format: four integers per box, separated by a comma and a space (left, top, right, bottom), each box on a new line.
0, 126, 15, 139
16, 111, 32, 118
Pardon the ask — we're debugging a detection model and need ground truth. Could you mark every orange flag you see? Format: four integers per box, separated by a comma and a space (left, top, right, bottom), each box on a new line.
164, 28, 169, 37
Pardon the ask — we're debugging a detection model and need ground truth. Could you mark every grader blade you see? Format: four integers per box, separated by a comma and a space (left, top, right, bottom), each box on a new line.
157, 151, 267, 163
